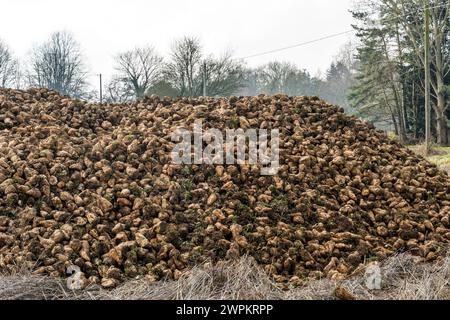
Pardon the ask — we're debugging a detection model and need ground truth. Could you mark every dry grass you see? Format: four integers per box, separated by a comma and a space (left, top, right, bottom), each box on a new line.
1, 252, 450, 300
107, 258, 282, 300
338, 253, 450, 300
409, 144, 450, 174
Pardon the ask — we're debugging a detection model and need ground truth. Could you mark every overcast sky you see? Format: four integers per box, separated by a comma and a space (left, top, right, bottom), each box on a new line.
0, 0, 356, 87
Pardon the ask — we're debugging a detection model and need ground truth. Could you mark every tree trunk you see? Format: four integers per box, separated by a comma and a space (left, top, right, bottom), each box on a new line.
432, 19, 448, 146
436, 116, 448, 146
436, 90, 448, 146
382, 89, 399, 136
392, 84, 407, 143
391, 112, 399, 136
380, 35, 407, 143
435, 74, 448, 145
412, 82, 420, 140
395, 22, 409, 133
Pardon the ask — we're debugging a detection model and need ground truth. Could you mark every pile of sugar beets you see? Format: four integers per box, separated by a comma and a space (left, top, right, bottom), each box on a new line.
0, 88, 449, 288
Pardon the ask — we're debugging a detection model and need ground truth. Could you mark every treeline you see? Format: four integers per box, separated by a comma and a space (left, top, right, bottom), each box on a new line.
2, 2, 449, 146
0, 32, 355, 111
0, 32, 93, 99
349, 0, 450, 146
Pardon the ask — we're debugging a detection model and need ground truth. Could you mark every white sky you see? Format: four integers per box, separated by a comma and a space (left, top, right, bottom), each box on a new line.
0, 0, 355, 87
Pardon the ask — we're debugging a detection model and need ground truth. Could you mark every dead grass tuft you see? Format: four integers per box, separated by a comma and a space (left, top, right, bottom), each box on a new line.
107, 257, 283, 300
1, 252, 450, 300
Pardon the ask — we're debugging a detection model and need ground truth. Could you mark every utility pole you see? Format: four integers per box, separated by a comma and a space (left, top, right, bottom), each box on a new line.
99, 74, 103, 104
424, 2, 431, 155
202, 61, 207, 97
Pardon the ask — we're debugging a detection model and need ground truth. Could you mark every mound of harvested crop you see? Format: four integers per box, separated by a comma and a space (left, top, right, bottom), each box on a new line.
0, 88, 449, 288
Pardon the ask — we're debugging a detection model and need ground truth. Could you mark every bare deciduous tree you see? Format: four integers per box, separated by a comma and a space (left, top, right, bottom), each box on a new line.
165, 37, 245, 97
165, 36, 202, 97
203, 52, 245, 97
105, 76, 135, 103
27, 31, 89, 98
256, 61, 296, 95
112, 46, 163, 99
0, 39, 18, 88
256, 61, 313, 96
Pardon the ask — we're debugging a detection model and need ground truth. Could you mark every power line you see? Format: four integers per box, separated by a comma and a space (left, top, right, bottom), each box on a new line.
238, 2, 449, 61
239, 30, 354, 60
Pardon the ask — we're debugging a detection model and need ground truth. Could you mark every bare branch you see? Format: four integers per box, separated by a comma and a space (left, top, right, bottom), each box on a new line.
27, 31, 89, 99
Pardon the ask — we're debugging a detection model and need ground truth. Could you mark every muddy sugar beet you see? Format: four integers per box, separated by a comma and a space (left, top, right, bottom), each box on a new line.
0, 88, 449, 288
